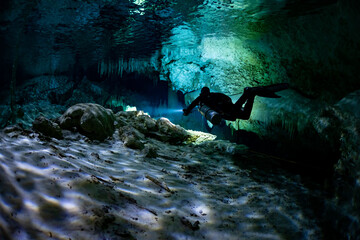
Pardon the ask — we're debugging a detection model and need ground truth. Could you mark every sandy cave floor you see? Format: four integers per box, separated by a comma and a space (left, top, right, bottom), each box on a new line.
0, 127, 325, 240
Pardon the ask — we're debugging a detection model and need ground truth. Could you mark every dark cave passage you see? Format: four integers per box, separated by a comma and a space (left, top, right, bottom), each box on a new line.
1, 0, 360, 239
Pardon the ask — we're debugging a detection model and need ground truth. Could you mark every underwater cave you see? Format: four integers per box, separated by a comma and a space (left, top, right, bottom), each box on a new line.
0, 0, 360, 239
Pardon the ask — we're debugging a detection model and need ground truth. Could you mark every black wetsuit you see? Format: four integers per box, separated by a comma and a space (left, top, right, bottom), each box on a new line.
184, 90, 255, 121
183, 83, 289, 121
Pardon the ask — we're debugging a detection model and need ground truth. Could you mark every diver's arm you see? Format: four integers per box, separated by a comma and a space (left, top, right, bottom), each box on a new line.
183, 96, 201, 116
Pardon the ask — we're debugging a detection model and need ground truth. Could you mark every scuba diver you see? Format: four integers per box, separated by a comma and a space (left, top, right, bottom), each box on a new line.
183, 83, 289, 125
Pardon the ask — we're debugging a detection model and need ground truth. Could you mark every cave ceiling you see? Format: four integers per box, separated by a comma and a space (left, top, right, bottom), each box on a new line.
0, 0, 338, 61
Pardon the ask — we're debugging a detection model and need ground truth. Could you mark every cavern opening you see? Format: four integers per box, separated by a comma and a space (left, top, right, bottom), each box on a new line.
1, 0, 359, 239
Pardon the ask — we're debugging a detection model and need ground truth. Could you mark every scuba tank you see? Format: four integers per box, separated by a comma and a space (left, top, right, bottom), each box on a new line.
198, 105, 222, 125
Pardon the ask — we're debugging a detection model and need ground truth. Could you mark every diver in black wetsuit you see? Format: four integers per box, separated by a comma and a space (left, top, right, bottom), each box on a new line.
183, 83, 289, 124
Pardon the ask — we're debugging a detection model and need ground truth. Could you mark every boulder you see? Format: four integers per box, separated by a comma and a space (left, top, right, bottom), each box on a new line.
134, 114, 157, 134
33, 116, 63, 139
58, 103, 115, 141
115, 111, 157, 134
154, 117, 190, 144
142, 144, 158, 158
118, 125, 145, 150
115, 111, 190, 145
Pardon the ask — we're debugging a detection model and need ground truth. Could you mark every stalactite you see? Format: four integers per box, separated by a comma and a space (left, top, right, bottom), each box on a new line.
116, 59, 122, 76
98, 57, 155, 77
10, 1, 39, 124
10, 52, 18, 124
124, 60, 128, 73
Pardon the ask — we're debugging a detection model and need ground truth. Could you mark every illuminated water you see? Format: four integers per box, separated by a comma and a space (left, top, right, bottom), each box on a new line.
0, 0, 344, 239
1, 0, 337, 72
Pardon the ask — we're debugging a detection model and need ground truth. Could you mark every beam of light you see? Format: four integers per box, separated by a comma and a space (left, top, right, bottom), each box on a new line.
150, 108, 184, 117
168, 108, 184, 113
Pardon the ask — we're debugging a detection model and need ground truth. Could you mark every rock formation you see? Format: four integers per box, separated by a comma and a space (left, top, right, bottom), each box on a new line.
58, 103, 115, 141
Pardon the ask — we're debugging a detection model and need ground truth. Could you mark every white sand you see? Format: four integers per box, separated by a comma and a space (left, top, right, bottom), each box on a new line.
0, 128, 323, 240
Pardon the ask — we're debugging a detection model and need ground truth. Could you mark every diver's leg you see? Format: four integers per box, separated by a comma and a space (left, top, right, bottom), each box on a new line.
234, 88, 253, 108
246, 83, 289, 98
232, 89, 255, 120
239, 95, 255, 120
262, 83, 289, 92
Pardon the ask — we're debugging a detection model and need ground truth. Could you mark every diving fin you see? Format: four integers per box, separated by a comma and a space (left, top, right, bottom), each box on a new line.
248, 83, 289, 98
256, 90, 281, 98
262, 83, 289, 92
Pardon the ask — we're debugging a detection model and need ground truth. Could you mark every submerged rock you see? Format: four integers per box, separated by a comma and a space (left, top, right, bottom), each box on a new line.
185, 129, 217, 145
3, 123, 33, 138
198, 140, 248, 156
313, 91, 360, 238
118, 125, 145, 150
135, 114, 157, 133
33, 116, 63, 139
115, 111, 190, 145
58, 103, 115, 141
142, 144, 158, 158
155, 117, 190, 144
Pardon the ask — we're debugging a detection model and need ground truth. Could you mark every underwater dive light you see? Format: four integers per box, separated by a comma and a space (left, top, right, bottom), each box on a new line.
170, 108, 185, 113
198, 105, 222, 125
